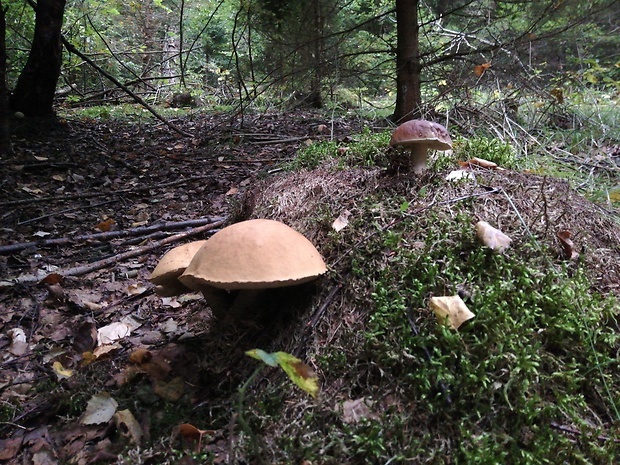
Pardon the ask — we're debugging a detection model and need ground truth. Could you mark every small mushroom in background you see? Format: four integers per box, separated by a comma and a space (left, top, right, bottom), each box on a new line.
179, 219, 328, 320
389, 119, 453, 173
149, 240, 208, 296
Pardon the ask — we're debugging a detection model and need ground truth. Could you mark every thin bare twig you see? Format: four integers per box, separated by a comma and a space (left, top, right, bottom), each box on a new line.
0, 219, 226, 286
0, 217, 225, 254
0, 174, 215, 207
61, 38, 192, 138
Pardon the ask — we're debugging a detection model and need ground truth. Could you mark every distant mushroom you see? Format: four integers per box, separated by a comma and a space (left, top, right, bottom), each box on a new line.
389, 119, 453, 173
179, 219, 327, 320
149, 240, 208, 296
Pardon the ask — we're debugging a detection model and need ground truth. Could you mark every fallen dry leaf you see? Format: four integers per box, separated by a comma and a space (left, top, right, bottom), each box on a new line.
430, 295, 475, 329
332, 210, 351, 232
341, 397, 379, 424
81, 392, 118, 425
557, 230, 579, 260
0, 436, 24, 461
473, 62, 491, 76
129, 348, 152, 364
446, 169, 475, 181
94, 218, 116, 232
127, 283, 148, 295
114, 409, 142, 445
153, 376, 185, 401
179, 423, 215, 452
72, 320, 98, 353
97, 322, 132, 346
93, 343, 122, 358
475, 221, 512, 253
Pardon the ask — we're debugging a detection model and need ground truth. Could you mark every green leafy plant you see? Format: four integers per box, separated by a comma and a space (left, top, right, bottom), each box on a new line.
454, 135, 517, 168
245, 349, 320, 399
289, 128, 391, 171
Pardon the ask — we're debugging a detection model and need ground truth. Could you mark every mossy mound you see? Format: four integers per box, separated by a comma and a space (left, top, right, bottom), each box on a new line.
233, 161, 620, 463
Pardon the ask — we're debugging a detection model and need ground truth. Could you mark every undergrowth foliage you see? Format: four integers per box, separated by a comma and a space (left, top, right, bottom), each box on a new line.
360, 214, 620, 461
246, 123, 620, 462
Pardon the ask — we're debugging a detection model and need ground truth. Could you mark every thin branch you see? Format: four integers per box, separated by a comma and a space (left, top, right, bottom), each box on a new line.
61, 38, 192, 137
0, 219, 226, 286
0, 174, 215, 207
0, 217, 225, 254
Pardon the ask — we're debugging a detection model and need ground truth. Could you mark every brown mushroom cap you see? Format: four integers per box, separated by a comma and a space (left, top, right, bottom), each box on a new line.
179, 219, 327, 291
150, 240, 208, 296
389, 119, 452, 151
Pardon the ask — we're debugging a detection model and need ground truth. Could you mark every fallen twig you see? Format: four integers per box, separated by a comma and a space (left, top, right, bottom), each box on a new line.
0, 174, 215, 207
0, 218, 226, 286
406, 307, 452, 404
294, 281, 344, 357
0, 217, 225, 254
61, 38, 193, 138
550, 421, 620, 443
17, 199, 117, 226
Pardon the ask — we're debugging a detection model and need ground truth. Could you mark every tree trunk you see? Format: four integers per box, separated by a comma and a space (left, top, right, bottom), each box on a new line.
0, 1, 13, 157
9, 0, 67, 117
309, 0, 324, 108
392, 0, 422, 123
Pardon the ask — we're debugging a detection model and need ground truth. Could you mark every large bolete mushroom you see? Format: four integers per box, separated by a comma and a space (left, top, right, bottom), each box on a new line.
150, 240, 208, 296
178, 219, 327, 320
389, 119, 453, 173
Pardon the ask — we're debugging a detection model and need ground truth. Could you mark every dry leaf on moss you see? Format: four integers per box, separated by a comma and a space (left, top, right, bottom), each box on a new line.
430, 295, 475, 329
341, 397, 379, 424
475, 221, 512, 253
332, 210, 351, 232
557, 230, 579, 260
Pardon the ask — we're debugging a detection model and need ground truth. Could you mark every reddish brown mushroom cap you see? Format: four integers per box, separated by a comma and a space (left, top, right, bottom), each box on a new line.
150, 240, 208, 296
389, 119, 453, 151
179, 219, 327, 291
389, 119, 453, 173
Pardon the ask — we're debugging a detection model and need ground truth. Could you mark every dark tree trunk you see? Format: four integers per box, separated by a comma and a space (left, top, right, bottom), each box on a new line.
9, 0, 67, 117
309, 0, 324, 108
392, 0, 421, 123
0, 1, 13, 157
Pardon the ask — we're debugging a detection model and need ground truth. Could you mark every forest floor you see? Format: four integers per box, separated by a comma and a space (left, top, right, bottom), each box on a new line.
0, 110, 370, 464
1, 109, 620, 464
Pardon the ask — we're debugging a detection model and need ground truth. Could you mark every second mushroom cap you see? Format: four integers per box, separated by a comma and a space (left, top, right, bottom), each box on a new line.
389, 119, 453, 174
389, 119, 452, 151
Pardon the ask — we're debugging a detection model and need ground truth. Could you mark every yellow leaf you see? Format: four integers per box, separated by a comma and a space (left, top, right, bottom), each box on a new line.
430, 295, 475, 330
273, 352, 320, 398
247, 350, 320, 398
52, 361, 73, 379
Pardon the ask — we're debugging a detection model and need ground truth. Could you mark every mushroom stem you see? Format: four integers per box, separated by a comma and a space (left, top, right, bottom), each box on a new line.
408, 145, 429, 173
